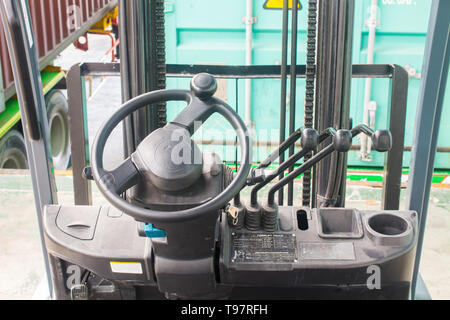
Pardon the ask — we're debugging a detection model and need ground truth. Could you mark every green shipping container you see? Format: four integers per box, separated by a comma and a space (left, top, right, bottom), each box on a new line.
163, 0, 449, 169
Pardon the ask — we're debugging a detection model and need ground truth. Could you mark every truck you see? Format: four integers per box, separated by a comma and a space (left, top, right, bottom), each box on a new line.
0, 0, 118, 170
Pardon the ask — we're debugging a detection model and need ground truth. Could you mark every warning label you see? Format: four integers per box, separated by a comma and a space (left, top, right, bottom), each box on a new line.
231, 232, 297, 263
264, 0, 302, 10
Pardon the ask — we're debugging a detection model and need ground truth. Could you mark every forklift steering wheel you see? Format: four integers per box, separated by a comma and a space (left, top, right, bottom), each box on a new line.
91, 74, 251, 224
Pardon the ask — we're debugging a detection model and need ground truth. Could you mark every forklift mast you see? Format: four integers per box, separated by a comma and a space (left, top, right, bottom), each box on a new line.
119, 0, 167, 157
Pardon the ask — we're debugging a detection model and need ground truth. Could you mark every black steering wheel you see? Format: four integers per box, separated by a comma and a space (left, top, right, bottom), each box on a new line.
91, 74, 251, 224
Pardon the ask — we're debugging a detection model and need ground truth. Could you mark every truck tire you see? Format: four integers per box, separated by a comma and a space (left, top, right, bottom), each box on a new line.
0, 130, 28, 169
46, 90, 71, 170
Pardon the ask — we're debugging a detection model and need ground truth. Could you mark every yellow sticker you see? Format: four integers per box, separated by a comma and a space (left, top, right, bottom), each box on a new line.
264, 0, 302, 10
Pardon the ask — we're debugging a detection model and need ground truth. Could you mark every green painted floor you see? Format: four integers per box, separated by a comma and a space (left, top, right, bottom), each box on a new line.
0, 171, 449, 300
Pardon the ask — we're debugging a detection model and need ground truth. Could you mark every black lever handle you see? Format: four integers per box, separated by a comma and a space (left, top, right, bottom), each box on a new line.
264, 125, 392, 206
0, 0, 41, 141
351, 124, 393, 152
256, 128, 303, 170
266, 129, 353, 206
251, 128, 321, 206
372, 129, 392, 152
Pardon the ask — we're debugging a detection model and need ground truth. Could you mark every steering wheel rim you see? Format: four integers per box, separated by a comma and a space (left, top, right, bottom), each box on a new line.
91, 86, 251, 224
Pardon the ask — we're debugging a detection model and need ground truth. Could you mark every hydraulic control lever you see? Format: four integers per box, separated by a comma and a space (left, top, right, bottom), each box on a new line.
243, 128, 305, 188
227, 125, 392, 232
230, 127, 305, 222
351, 124, 392, 152
250, 128, 333, 206
238, 129, 320, 231
244, 127, 337, 193
257, 129, 303, 170
241, 129, 352, 231
266, 126, 392, 207
235, 128, 336, 231
266, 130, 354, 206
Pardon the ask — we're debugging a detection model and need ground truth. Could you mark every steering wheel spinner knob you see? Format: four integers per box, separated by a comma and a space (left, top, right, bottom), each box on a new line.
191, 73, 218, 100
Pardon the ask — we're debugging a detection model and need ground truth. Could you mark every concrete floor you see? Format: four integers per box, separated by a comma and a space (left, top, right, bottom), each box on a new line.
1, 34, 449, 300
0, 34, 122, 300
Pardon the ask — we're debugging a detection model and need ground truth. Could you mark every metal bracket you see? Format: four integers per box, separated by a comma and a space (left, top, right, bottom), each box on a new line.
242, 16, 257, 25
164, 1, 174, 13
364, 17, 380, 28
404, 64, 422, 79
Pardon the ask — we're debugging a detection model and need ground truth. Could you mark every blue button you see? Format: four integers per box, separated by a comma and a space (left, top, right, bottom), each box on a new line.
144, 224, 167, 238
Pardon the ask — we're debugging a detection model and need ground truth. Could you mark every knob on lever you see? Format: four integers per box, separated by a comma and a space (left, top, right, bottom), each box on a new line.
302, 128, 320, 150
372, 130, 392, 152
351, 124, 393, 153
170, 73, 220, 135
334, 129, 353, 152
266, 129, 353, 206
190, 73, 218, 100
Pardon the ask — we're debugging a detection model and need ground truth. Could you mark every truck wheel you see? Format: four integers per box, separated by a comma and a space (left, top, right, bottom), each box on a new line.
0, 130, 28, 169
46, 90, 71, 170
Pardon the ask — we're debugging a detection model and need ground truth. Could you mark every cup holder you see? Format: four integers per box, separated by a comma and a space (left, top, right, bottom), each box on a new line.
368, 214, 408, 236
365, 213, 413, 246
